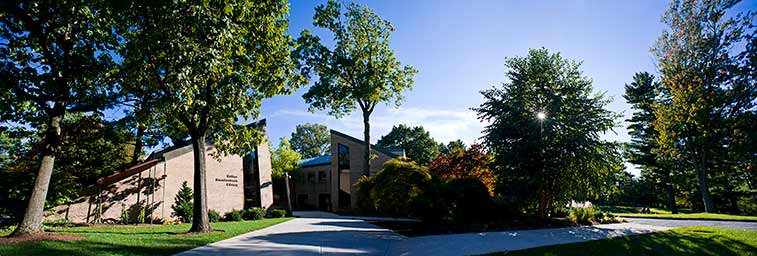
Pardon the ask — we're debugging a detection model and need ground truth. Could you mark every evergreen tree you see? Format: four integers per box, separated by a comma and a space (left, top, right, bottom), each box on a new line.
623, 72, 678, 213
172, 181, 193, 223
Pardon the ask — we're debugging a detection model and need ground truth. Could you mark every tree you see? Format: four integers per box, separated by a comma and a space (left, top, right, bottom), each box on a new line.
121, 0, 303, 232
623, 72, 678, 213
1, 114, 134, 220
376, 124, 439, 165
427, 144, 496, 195
289, 123, 330, 158
294, 0, 417, 177
439, 139, 467, 155
474, 48, 622, 219
0, 0, 120, 236
652, 0, 755, 212
172, 181, 193, 223
271, 137, 302, 178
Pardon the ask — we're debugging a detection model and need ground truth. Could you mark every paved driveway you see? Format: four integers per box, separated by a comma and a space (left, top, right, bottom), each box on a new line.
174, 211, 404, 256
625, 217, 757, 231
175, 211, 672, 256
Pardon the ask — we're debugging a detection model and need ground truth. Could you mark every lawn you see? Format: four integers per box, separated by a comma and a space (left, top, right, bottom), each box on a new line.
0, 218, 292, 256
485, 226, 757, 256
599, 206, 757, 221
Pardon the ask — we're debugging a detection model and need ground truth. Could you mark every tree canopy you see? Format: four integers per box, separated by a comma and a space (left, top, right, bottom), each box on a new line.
294, 0, 417, 176
376, 124, 439, 165
427, 144, 496, 195
652, 0, 756, 213
121, 0, 303, 232
271, 137, 302, 178
289, 123, 330, 158
474, 48, 623, 218
0, 0, 121, 236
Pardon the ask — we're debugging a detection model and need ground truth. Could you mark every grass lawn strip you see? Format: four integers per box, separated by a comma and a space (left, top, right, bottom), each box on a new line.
0, 217, 293, 256
614, 213, 757, 222
484, 226, 757, 256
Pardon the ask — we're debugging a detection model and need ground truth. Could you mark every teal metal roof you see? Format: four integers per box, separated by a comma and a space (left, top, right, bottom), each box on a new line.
299, 155, 331, 167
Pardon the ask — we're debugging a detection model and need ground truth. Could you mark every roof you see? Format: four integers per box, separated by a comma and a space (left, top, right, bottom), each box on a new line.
96, 158, 163, 186
299, 155, 331, 167
330, 130, 402, 158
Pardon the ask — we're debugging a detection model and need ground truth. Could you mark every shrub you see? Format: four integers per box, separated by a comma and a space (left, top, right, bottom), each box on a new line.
243, 208, 266, 220
569, 207, 622, 224
569, 207, 596, 225
354, 175, 377, 214
269, 209, 287, 218
442, 178, 494, 223
223, 209, 244, 222
120, 203, 129, 225
208, 209, 221, 223
371, 159, 433, 217
171, 181, 193, 223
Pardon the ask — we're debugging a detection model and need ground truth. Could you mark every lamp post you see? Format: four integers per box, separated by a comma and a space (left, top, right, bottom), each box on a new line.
537, 111, 546, 217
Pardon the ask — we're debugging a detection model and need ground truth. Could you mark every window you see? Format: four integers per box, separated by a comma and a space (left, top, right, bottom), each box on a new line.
318, 171, 327, 183
338, 144, 350, 170
307, 172, 315, 184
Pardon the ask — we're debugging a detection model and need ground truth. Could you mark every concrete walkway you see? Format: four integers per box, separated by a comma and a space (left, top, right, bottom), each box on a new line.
174, 211, 404, 256
174, 211, 673, 256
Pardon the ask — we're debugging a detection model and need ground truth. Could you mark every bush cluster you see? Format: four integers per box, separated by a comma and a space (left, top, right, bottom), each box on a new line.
269, 209, 288, 218
208, 209, 221, 223
569, 207, 622, 225
223, 209, 244, 221
356, 158, 494, 224
243, 208, 266, 220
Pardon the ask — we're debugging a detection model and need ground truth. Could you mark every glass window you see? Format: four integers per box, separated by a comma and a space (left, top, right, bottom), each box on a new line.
307, 172, 315, 184
338, 144, 350, 170
318, 171, 327, 183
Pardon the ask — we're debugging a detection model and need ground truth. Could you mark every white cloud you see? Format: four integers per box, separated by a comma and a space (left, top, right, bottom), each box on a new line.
267, 107, 487, 145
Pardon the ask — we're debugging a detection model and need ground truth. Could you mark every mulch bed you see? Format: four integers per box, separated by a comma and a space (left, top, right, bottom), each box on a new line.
0, 232, 84, 244
172, 229, 225, 236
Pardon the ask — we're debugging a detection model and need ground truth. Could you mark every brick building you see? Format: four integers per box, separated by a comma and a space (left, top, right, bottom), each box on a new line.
47, 120, 273, 224
293, 130, 404, 211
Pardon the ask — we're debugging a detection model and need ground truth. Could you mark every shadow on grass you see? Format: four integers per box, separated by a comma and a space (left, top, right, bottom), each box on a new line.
498, 227, 757, 256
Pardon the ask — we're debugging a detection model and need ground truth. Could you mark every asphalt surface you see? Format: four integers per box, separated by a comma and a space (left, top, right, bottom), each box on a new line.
626, 217, 757, 231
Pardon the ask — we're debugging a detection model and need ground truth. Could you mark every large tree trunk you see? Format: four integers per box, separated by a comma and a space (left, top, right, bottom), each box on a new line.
12, 109, 64, 236
666, 175, 678, 214
131, 127, 145, 165
189, 135, 211, 233
695, 151, 715, 213
362, 111, 371, 177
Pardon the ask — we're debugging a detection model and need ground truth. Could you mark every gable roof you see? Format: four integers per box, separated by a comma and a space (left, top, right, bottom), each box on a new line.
330, 130, 402, 158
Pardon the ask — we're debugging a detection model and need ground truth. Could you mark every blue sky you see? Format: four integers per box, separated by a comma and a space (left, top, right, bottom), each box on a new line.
260, 0, 697, 175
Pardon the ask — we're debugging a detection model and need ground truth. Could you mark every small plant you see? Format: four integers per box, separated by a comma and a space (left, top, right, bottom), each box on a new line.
224, 209, 244, 222
172, 181, 194, 223
269, 209, 287, 218
120, 203, 129, 225
208, 209, 221, 223
243, 208, 266, 220
137, 205, 146, 224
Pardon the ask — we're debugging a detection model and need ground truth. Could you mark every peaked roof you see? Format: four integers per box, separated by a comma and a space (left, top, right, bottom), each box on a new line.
330, 130, 402, 158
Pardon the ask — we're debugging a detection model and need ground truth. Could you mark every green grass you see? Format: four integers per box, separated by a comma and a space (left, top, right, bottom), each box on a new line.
598, 206, 757, 221
486, 226, 757, 256
0, 218, 292, 256
614, 213, 757, 221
